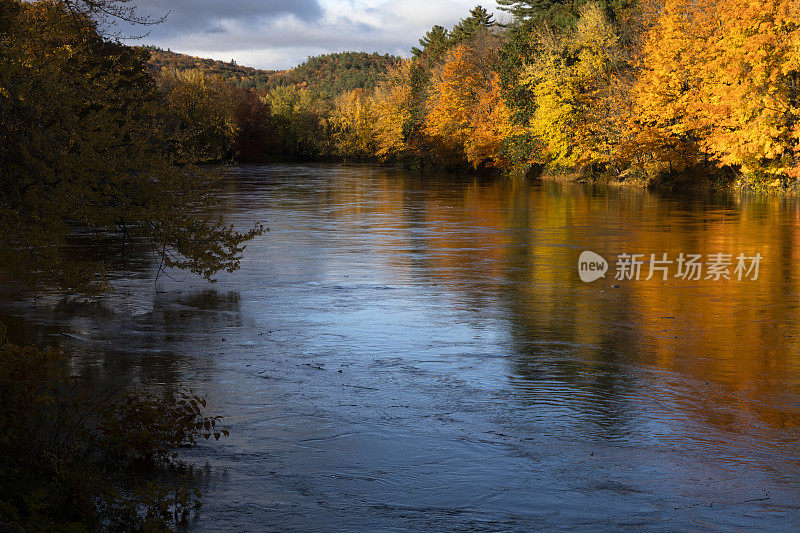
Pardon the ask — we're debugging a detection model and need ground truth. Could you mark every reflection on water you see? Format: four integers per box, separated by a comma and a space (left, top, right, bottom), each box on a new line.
2, 164, 800, 530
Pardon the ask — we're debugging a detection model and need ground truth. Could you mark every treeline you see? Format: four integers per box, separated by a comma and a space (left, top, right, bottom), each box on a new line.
9, 0, 796, 187
492, 0, 800, 187
271, 52, 401, 95
315, 0, 800, 188
187, 0, 792, 189
145, 46, 279, 89
147, 47, 400, 94
144, 49, 402, 162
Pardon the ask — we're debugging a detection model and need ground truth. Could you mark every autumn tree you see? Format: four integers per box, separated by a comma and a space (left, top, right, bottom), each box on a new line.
424, 32, 515, 169
631, 0, 711, 177
370, 5, 501, 167
0, 0, 261, 290
331, 88, 378, 159
371, 59, 415, 161
695, 0, 800, 184
568, 2, 631, 172
631, 0, 800, 185
156, 69, 238, 162
519, 2, 627, 172
262, 85, 333, 159
0, 2, 256, 528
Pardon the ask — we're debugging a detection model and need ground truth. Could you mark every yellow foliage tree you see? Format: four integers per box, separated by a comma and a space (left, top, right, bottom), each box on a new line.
261, 85, 332, 158
157, 69, 238, 161
697, 0, 800, 182
633, 0, 715, 175
331, 88, 377, 159
520, 3, 627, 173
371, 59, 415, 161
635, 0, 800, 183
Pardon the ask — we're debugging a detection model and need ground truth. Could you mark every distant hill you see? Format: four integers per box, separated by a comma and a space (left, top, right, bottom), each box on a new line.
273, 52, 401, 95
143, 46, 278, 89
143, 47, 401, 95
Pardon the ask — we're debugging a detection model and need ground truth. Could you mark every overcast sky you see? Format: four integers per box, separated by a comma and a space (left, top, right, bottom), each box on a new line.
129, 0, 504, 70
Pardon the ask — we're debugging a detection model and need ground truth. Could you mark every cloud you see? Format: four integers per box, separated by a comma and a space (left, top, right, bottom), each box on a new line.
128, 0, 323, 35
133, 0, 499, 70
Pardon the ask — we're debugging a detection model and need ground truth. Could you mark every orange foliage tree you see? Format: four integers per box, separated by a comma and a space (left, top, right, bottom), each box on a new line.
635, 0, 800, 184
697, 0, 800, 183
423, 33, 514, 169
633, 0, 718, 176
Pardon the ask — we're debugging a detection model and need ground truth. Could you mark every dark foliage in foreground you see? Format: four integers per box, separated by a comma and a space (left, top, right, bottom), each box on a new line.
0, 0, 263, 292
0, 332, 228, 531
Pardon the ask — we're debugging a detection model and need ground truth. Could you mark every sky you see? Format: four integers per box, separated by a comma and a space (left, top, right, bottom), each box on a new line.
129, 0, 504, 70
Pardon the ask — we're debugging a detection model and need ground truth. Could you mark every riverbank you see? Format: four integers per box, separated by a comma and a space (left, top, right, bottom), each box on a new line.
326, 158, 800, 198
529, 162, 800, 197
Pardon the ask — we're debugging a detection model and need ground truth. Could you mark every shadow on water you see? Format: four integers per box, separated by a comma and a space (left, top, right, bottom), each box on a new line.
1, 286, 244, 389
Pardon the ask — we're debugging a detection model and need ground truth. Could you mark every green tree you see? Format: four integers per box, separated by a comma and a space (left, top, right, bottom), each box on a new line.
497, 0, 632, 29
450, 5, 495, 44
498, 20, 542, 173
411, 25, 450, 58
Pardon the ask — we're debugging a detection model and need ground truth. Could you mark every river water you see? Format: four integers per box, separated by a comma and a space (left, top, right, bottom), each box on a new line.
3, 164, 800, 531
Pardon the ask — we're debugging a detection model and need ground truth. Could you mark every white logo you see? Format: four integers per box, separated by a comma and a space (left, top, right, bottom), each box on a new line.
578, 251, 608, 282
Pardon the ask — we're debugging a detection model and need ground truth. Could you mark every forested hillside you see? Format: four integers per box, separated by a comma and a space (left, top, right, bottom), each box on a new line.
144, 46, 278, 88
272, 52, 401, 95
145, 47, 400, 95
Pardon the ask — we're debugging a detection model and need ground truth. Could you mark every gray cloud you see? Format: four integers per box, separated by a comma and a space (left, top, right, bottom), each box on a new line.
204, 24, 228, 34
129, 0, 323, 36
132, 0, 498, 70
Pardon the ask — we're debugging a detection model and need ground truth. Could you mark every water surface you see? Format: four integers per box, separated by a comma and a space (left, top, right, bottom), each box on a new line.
3, 164, 800, 531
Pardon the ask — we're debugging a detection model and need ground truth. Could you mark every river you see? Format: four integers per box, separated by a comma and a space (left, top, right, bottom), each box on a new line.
2, 164, 799, 531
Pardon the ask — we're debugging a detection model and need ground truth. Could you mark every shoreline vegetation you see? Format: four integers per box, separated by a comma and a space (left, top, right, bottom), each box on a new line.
4, 1, 797, 197
1, 0, 261, 529
0, 331, 229, 531
150, 0, 799, 196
